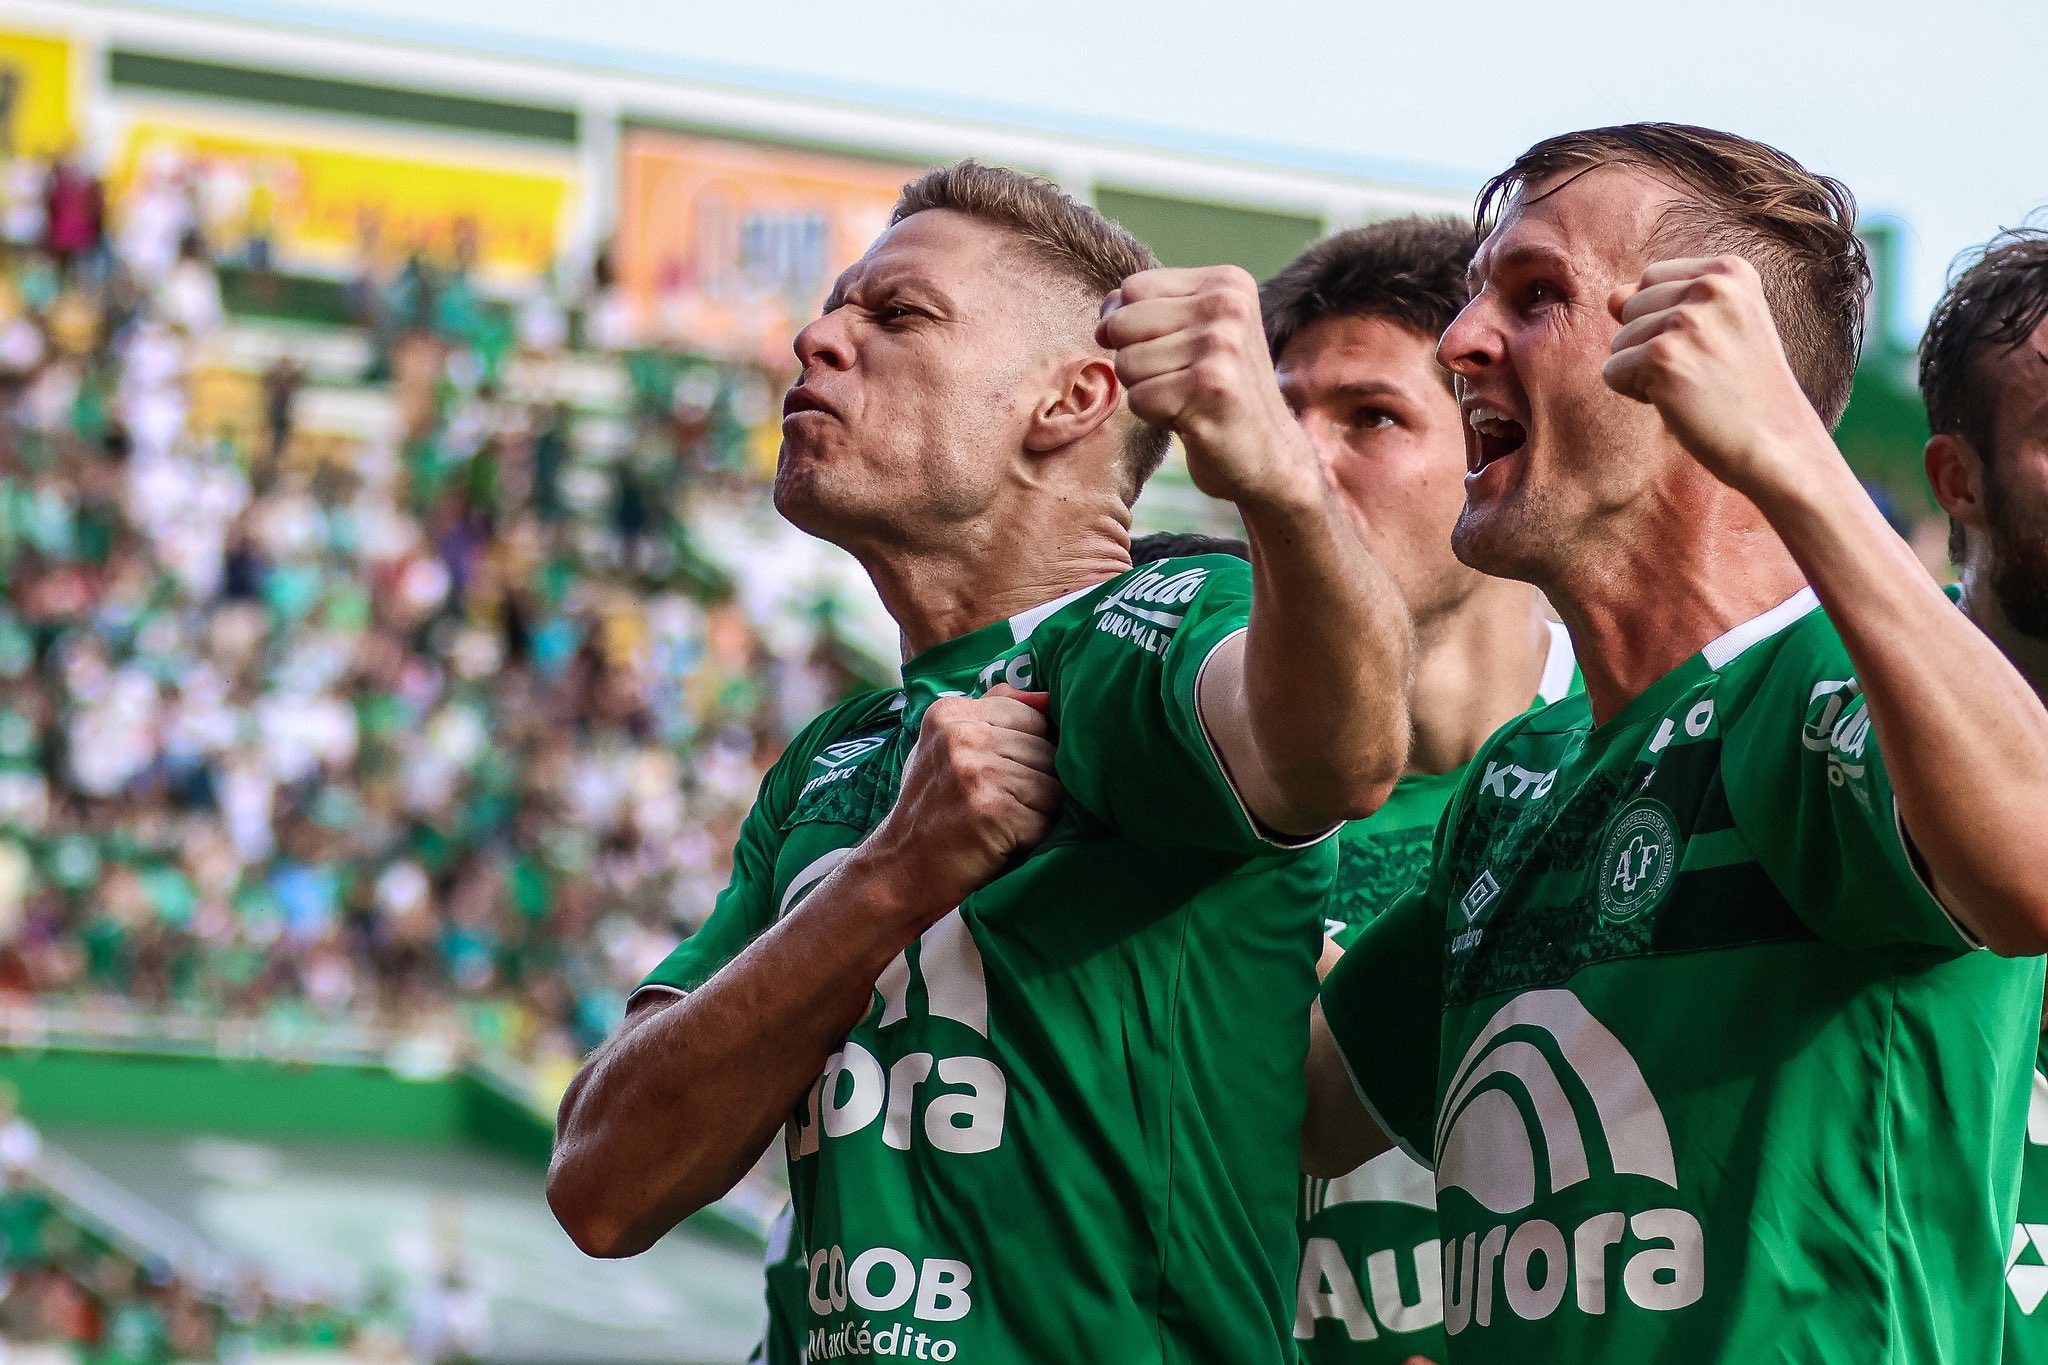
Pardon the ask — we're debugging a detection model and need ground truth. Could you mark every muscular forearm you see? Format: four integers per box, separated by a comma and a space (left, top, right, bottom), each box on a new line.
1235, 472, 1412, 832
547, 851, 934, 1257
1758, 454, 2048, 952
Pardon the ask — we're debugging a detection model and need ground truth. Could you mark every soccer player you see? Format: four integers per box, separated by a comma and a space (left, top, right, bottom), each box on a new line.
727, 526, 1258, 1365
1264, 219, 1577, 1365
547, 161, 1415, 1364
1308, 124, 2048, 1365
1918, 226, 2048, 1364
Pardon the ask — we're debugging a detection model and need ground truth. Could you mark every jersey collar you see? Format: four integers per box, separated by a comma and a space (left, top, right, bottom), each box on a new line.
1589, 586, 1821, 741
896, 579, 1111, 718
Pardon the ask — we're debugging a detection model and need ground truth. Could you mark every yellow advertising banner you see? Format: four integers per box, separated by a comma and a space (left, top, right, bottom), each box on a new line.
0, 30, 75, 159
616, 129, 921, 365
113, 110, 575, 282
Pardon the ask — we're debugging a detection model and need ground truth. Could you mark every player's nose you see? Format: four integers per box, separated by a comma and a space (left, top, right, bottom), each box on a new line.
792, 310, 853, 372
1438, 296, 1501, 381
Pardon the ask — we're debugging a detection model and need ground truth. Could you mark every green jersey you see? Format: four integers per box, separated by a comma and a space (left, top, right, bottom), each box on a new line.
640, 555, 1333, 1365
2005, 1036, 2048, 1364
1299, 622, 1577, 1365
1322, 589, 2042, 1365
749, 1206, 808, 1365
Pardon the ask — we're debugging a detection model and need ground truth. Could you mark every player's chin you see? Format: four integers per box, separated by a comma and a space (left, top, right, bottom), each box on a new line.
1450, 498, 1532, 578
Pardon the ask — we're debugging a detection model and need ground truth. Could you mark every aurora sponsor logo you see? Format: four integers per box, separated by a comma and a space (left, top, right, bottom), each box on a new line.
1434, 989, 1704, 1335
787, 904, 1007, 1162
1296, 1147, 1443, 1344
806, 1243, 973, 1360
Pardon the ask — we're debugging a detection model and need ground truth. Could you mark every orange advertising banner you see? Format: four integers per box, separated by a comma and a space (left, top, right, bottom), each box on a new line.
616, 129, 921, 366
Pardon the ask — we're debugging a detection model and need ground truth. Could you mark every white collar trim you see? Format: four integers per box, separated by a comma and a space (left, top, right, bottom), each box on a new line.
1701, 587, 1821, 670
1537, 619, 1576, 704
1008, 580, 1110, 644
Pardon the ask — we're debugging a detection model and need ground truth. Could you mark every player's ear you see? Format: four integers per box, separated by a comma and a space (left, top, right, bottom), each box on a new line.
1024, 355, 1120, 454
1924, 432, 1988, 538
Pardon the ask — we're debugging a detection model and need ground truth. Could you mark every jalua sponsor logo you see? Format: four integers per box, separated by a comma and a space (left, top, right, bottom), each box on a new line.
2009, 1070, 2048, 1316
1803, 679, 1874, 804
1093, 565, 1207, 655
1296, 1147, 1444, 1344
1435, 989, 1705, 1336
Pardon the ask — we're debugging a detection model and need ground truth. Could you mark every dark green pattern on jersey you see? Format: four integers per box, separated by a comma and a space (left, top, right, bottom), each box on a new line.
1323, 592, 2043, 1365
641, 556, 1331, 1365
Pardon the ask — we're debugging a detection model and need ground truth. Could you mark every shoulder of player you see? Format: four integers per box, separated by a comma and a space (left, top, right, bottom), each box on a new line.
758, 688, 904, 805
1023, 554, 1249, 671
1081, 553, 1250, 615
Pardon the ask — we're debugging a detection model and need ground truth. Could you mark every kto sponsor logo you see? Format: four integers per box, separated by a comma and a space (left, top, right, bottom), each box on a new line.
1434, 989, 1705, 1335
806, 1243, 972, 1361
1480, 762, 1557, 801
975, 651, 1035, 694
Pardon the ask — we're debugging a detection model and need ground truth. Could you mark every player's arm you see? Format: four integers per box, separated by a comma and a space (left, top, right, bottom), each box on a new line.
1607, 255, 2048, 954
1303, 935, 1394, 1176
1099, 267, 1412, 836
1304, 870, 1446, 1174
546, 687, 1060, 1258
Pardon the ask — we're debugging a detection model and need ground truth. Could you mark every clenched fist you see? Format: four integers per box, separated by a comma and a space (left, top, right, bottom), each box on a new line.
865, 684, 1061, 922
1097, 265, 1319, 508
1603, 255, 1840, 502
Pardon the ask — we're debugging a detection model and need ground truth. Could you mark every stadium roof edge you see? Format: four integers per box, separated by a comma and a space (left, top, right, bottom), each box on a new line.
34, 0, 1476, 219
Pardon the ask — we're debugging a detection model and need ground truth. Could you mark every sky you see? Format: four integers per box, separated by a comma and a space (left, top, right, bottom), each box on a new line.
154, 0, 2048, 343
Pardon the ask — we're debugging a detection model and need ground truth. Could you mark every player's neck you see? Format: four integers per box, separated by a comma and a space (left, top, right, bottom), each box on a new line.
860, 499, 1134, 660
1551, 512, 1807, 726
1960, 569, 2048, 701
1406, 580, 1556, 776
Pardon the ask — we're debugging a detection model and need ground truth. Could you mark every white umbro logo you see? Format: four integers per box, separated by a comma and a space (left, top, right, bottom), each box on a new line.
814, 736, 887, 769
1461, 871, 1501, 923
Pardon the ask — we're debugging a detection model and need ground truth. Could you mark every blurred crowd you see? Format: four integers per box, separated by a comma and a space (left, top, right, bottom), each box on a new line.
0, 146, 873, 1112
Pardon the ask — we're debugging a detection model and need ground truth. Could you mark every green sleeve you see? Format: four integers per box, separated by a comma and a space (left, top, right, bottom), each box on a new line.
1320, 883, 1443, 1168
1721, 611, 1969, 953
635, 786, 786, 996
634, 701, 875, 997
1046, 555, 1327, 856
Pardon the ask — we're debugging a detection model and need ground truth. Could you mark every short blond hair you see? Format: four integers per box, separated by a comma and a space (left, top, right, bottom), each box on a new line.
894, 161, 1171, 499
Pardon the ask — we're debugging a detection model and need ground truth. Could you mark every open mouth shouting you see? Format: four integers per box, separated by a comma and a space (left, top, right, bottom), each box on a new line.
1465, 403, 1528, 476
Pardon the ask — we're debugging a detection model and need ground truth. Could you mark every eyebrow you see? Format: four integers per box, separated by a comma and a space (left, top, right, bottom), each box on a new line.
1471, 242, 1575, 290
1310, 379, 1409, 401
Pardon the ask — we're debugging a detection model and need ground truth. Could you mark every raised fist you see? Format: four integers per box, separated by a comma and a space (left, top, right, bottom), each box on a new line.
1603, 255, 1839, 500
1097, 265, 1318, 508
